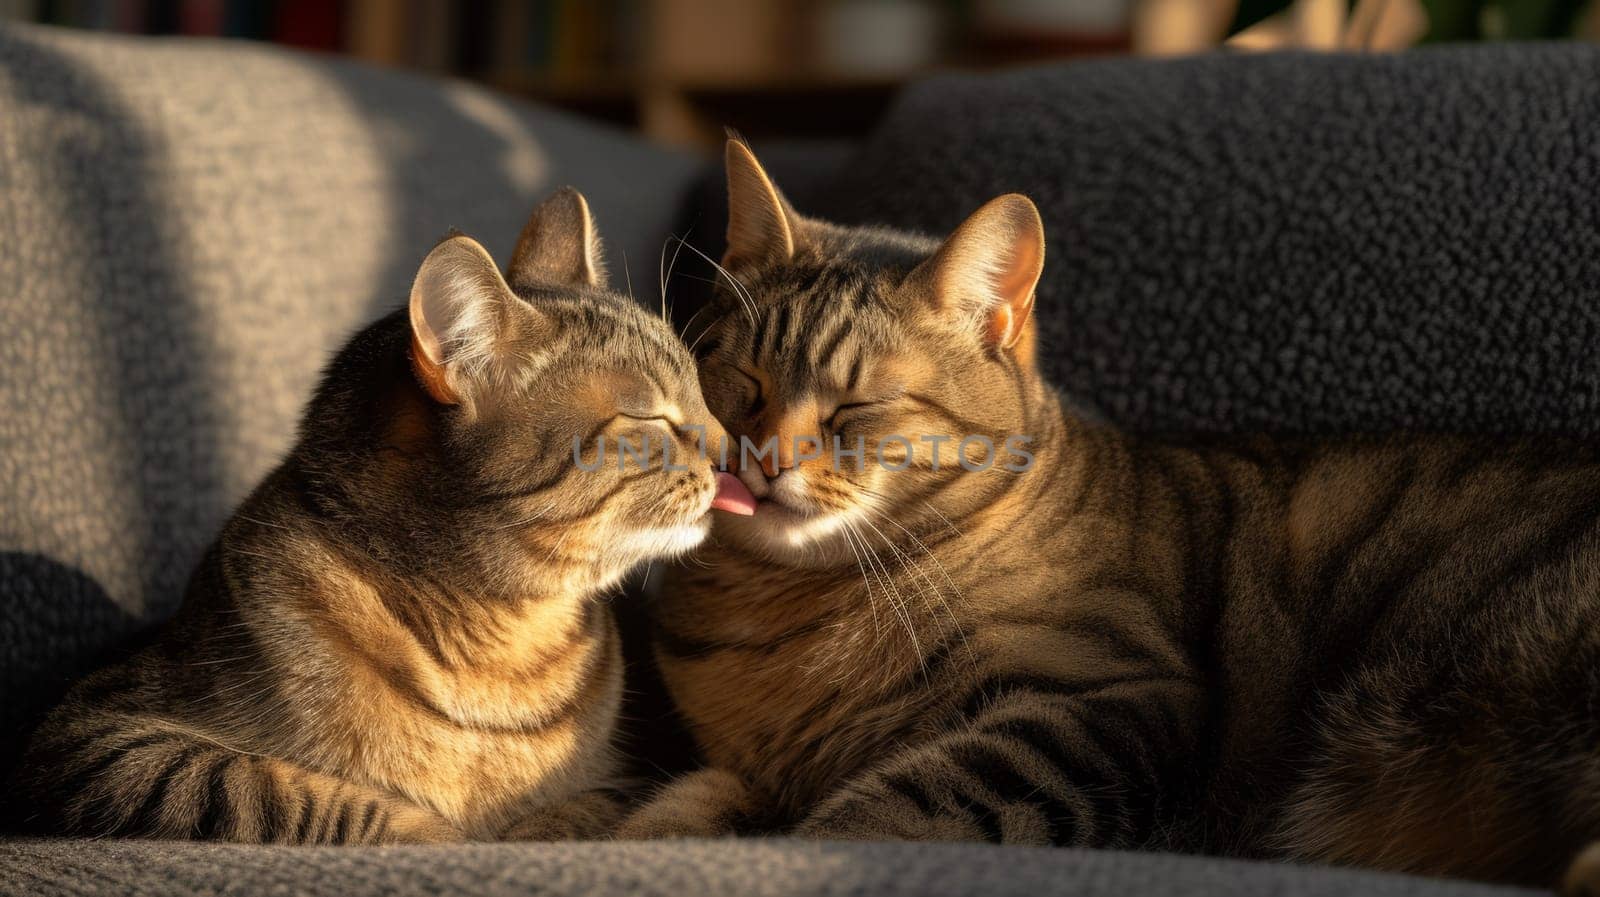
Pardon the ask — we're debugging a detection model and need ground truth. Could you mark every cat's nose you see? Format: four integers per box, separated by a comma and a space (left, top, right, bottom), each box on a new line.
759, 447, 790, 480
758, 437, 824, 482
755, 403, 822, 479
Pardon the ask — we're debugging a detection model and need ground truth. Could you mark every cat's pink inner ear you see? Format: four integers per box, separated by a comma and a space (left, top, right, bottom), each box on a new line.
914, 193, 1045, 351
407, 234, 513, 406
983, 206, 1045, 350
408, 262, 459, 405
409, 333, 459, 405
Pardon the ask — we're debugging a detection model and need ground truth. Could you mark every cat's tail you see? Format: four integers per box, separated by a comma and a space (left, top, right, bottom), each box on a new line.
14, 708, 460, 844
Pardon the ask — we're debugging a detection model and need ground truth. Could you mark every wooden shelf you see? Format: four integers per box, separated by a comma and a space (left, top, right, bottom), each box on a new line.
485, 68, 919, 146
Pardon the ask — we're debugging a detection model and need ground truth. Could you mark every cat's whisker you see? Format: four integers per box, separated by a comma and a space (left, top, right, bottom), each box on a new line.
846, 519, 922, 667
922, 501, 964, 539
658, 233, 686, 323
843, 521, 891, 623
839, 523, 884, 638
676, 301, 714, 343
670, 235, 757, 324
855, 494, 966, 610
854, 483, 958, 533
859, 509, 944, 603
537, 522, 581, 569
863, 523, 934, 613
617, 246, 640, 312
148, 718, 275, 761
687, 312, 732, 356
674, 273, 726, 289
853, 486, 961, 576
184, 656, 242, 666
497, 506, 552, 529
859, 510, 962, 652
657, 235, 668, 313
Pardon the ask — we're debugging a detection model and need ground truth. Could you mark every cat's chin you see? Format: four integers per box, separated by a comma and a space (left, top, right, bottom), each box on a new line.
715, 502, 863, 569
618, 517, 714, 561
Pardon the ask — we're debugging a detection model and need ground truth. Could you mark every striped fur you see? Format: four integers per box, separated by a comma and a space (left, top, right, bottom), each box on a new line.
626, 144, 1600, 892
12, 190, 731, 844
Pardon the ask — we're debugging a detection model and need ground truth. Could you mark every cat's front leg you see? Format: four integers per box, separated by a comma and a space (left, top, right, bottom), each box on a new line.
614, 767, 758, 839
499, 789, 622, 841
795, 676, 1204, 845
797, 771, 980, 842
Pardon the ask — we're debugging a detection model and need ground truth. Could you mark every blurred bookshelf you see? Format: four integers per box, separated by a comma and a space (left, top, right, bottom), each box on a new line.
0, 0, 1140, 146
3, 0, 1595, 147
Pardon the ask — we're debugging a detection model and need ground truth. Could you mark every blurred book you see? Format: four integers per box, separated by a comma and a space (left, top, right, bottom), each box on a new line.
273, 0, 339, 50
347, 0, 407, 64
178, 0, 221, 35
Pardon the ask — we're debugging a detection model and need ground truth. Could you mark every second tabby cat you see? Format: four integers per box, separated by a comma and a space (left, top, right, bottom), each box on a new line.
12, 188, 752, 843
624, 140, 1600, 894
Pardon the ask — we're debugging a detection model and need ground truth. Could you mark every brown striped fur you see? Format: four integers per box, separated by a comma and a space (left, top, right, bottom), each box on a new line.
12, 189, 732, 844
623, 142, 1600, 893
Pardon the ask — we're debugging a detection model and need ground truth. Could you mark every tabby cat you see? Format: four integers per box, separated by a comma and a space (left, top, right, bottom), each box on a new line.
622, 141, 1600, 894
12, 188, 751, 844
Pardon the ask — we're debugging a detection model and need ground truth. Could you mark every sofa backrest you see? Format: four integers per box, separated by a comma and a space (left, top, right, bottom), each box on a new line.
803, 44, 1600, 437
0, 24, 698, 773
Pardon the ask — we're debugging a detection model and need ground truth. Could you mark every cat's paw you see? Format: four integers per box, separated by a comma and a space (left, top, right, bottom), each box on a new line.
500, 791, 621, 841
383, 805, 467, 844
614, 768, 753, 840
794, 783, 911, 841
795, 782, 971, 842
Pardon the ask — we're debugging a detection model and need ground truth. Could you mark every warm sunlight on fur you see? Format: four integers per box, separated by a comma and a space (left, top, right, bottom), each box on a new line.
625, 140, 1600, 897
12, 189, 731, 846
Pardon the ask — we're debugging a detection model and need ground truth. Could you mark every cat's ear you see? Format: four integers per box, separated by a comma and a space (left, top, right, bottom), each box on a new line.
507, 187, 608, 292
409, 234, 537, 405
724, 137, 805, 273
901, 194, 1045, 352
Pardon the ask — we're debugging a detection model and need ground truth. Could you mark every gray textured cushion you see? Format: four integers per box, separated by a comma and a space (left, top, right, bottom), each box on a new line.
803, 44, 1600, 436
0, 24, 699, 771
0, 839, 1543, 896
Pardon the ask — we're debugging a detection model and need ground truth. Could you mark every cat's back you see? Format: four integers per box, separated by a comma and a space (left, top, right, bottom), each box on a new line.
1148, 429, 1600, 856
1144, 427, 1600, 703
1125, 427, 1600, 579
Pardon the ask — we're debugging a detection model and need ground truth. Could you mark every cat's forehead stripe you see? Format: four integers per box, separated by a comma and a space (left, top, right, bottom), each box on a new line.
541, 293, 695, 390
810, 313, 853, 372
732, 259, 885, 397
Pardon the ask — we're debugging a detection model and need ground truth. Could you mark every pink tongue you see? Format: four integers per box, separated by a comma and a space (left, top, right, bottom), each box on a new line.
711, 471, 758, 516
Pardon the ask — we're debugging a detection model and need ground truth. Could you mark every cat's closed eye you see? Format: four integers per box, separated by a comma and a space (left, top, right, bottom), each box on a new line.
823, 401, 873, 431
824, 384, 906, 431
618, 410, 673, 424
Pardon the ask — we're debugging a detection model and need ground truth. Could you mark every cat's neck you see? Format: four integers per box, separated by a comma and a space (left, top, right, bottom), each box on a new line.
958, 384, 1110, 544
238, 471, 608, 666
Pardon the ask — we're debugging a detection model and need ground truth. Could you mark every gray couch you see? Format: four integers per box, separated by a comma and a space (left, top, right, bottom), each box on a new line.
1, 22, 1585, 896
